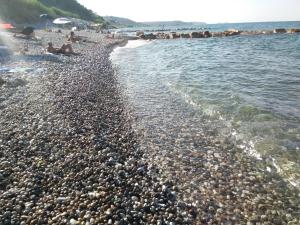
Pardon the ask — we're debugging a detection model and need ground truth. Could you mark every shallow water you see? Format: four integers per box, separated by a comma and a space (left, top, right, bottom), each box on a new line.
111, 22, 300, 187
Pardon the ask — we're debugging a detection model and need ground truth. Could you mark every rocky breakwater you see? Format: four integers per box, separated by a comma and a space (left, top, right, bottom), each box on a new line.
137, 28, 300, 40
0, 31, 196, 224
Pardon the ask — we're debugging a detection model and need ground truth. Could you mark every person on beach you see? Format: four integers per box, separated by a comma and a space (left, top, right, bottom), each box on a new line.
46, 42, 77, 55
68, 31, 81, 43
68, 31, 98, 44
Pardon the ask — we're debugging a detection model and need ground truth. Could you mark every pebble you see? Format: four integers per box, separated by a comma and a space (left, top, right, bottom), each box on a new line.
70, 219, 79, 225
0, 29, 299, 225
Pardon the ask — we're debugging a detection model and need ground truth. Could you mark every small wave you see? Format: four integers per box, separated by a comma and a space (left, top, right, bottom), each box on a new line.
110, 40, 152, 60
123, 40, 152, 49
168, 82, 300, 188
270, 157, 300, 188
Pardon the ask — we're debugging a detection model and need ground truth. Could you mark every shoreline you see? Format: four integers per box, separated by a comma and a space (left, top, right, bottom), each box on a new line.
109, 37, 300, 224
0, 29, 299, 224
111, 38, 300, 189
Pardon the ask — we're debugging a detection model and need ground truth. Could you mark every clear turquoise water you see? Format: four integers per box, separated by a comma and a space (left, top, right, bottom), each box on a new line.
111, 22, 300, 187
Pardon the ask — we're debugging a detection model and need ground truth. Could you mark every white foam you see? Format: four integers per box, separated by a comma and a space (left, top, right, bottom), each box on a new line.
123, 40, 152, 49
270, 158, 300, 189
111, 40, 152, 60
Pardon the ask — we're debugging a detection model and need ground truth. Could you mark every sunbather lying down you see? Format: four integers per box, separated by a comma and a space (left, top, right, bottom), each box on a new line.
68, 31, 97, 44
46, 42, 78, 55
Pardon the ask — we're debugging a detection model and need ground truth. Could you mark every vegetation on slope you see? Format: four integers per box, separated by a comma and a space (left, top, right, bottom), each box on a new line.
0, 0, 104, 24
39, 0, 104, 23
103, 16, 206, 28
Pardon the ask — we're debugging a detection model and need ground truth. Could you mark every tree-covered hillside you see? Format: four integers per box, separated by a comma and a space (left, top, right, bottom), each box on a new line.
104, 16, 145, 28
0, 0, 104, 24
39, 0, 103, 23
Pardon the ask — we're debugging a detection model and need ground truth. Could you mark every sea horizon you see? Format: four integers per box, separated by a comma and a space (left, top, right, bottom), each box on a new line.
134, 19, 300, 24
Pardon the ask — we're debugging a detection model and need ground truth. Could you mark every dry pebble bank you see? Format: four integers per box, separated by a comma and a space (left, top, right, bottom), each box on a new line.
0, 31, 196, 225
0, 30, 300, 225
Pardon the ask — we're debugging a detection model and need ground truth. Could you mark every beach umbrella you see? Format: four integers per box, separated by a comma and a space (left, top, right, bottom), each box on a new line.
40, 14, 52, 20
53, 18, 72, 25
0, 24, 15, 29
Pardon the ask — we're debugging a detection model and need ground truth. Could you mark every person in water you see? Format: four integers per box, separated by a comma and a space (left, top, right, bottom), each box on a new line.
46, 42, 76, 55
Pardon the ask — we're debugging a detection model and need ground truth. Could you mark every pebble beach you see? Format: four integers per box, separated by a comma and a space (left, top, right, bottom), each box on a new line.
0, 30, 300, 225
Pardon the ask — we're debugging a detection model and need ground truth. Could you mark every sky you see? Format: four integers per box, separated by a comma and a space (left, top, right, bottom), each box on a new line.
78, 0, 300, 24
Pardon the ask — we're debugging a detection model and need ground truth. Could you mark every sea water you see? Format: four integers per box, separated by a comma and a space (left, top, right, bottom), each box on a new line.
111, 22, 300, 187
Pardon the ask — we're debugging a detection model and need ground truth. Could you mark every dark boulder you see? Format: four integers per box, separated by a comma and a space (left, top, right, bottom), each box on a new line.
190, 32, 204, 38
203, 30, 212, 38
139, 33, 157, 40
180, 33, 190, 38
273, 28, 287, 34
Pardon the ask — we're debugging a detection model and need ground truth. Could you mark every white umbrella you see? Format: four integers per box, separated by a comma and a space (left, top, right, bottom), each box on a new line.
52, 18, 72, 25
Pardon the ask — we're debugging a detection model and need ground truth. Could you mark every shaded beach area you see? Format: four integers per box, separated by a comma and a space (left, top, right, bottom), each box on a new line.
0, 30, 300, 224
